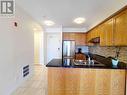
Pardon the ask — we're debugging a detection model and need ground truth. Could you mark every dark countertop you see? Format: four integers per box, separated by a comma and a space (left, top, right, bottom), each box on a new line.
46, 59, 127, 70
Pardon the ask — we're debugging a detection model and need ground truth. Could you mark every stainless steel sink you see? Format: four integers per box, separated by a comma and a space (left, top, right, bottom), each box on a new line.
73, 60, 105, 66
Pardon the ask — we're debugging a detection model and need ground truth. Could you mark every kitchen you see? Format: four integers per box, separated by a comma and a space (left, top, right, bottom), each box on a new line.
46, 5, 127, 95
2, 0, 127, 95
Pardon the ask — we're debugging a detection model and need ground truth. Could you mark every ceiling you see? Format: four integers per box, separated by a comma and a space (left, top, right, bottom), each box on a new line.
16, 0, 127, 30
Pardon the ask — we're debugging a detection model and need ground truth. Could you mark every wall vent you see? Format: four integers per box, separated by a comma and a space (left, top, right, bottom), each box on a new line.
23, 65, 29, 77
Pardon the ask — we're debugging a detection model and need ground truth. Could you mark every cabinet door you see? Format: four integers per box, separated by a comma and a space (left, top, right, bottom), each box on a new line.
110, 70, 126, 95
63, 33, 70, 40
69, 33, 75, 40
48, 68, 65, 95
93, 28, 98, 38
86, 32, 90, 42
91, 29, 95, 39
90, 27, 100, 39
105, 18, 114, 46
114, 9, 127, 46
75, 33, 86, 45
63, 32, 86, 45
95, 27, 100, 38
65, 68, 80, 95
86, 32, 93, 46
100, 24, 106, 46
100, 19, 114, 46
81, 33, 86, 45
75, 33, 80, 45
63, 33, 75, 40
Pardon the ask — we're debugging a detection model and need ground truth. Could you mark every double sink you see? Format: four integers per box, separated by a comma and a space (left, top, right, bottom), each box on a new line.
73, 59, 105, 67
63, 58, 105, 67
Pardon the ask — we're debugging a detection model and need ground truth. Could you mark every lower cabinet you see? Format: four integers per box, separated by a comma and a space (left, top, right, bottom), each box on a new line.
48, 68, 126, 95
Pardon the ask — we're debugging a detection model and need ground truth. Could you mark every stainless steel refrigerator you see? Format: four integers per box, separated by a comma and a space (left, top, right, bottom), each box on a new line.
62, 41, 75, 59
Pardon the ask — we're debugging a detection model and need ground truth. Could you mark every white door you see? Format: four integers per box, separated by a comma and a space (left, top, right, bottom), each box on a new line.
47, 33, 62, 63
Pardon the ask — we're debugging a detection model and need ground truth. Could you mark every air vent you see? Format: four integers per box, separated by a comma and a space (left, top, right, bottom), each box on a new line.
23, 65, 29, 77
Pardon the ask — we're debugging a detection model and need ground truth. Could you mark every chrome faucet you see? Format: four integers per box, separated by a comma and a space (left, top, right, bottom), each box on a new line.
87, 55, 91, 64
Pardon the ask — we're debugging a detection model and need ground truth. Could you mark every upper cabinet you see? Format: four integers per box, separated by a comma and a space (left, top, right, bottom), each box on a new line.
114, 9, 127, 46
87, 7, 127, 46
63, 32, 87, 46
105, 19, 114, 46
86, 31, 91, 42
86, 26, 101, 46
63, 32, 75, 40
63, 7, 127, 46
100, 19, 114, 46
99, 24, 105, 46
92, 27, 100, 38
87, 27, 100, 40
75, 33, 87, 46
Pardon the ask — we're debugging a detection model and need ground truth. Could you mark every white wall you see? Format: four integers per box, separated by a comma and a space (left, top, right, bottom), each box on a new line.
62, 28, 87, 32
0, 5, 42, 95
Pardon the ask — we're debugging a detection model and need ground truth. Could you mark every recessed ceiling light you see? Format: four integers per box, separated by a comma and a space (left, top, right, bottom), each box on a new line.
44, 20, 55, 26
74, 17, 86, 24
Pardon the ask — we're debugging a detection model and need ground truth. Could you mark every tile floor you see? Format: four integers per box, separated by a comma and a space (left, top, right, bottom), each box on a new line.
11, 64, 47, 95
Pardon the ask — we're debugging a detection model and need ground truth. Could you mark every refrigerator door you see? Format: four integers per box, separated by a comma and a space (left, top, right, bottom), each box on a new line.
63, 41, 75, 58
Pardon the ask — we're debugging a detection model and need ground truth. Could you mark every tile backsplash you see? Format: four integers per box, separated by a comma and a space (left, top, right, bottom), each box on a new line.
89, 45, 127, 63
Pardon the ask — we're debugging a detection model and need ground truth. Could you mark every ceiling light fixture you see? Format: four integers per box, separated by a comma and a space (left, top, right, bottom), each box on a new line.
44, 20, 55, 26
74, 17, 86, 24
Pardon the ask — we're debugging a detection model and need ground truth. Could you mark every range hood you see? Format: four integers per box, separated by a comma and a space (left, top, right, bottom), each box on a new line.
89, 37, 100, 43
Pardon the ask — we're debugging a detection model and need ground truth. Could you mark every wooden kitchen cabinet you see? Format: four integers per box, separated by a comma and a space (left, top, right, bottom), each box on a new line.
86, 27, 100, 42
87, 30, 94, 41
90, 30, 95, 39
114, 9, 127, 46
48, 68, 126, 95
63, 8, 127, 46
100, 9, 127, 46
87, 19, 114, 46
86, 27, 100, 46
63, 32, 75, 40
92, 28, 100, 38
101, 9, 127, 46
100, 24, 106, 46
86, 32, 91, 42
86, 32, 94, 46
63, 32, 87, 46
87, 7, 127, 46
62, 32, 70, 40
75, 33, 86, 45
100, 19, 114, 46
105, 18, 114, 46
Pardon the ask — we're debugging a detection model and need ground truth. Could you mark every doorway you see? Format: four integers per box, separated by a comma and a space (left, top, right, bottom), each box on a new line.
46, 32, 62, 64
34, 32, 44, 64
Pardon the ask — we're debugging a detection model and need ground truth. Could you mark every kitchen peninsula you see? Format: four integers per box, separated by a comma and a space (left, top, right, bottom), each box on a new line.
46, 59, 127, 95
46, 6, 127, 95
